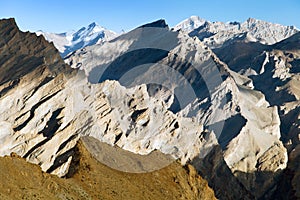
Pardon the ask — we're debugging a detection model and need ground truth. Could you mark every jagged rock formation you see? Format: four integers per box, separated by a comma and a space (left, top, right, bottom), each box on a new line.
211, 27, 300, 199
0, 18, 217, 178
213, 31, 300, 149
0, 138, 216, 200
36, 22, 117, 57
65, 19, 288, 199
175, 16, 298, 48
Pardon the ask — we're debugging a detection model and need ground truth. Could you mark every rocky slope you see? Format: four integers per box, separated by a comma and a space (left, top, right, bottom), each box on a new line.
36, 22, 117, 57
0, 137, 216, 200
213, 31, 300, 148
212, 28, 300, 200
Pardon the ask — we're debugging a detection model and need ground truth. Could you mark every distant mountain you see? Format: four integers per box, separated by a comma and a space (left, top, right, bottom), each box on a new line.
173, 15, 206, 32
36, 22, 117, 57
175, 16, 299, 48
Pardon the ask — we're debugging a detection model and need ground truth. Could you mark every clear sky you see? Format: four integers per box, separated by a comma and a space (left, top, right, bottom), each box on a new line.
1, 0, 299, 33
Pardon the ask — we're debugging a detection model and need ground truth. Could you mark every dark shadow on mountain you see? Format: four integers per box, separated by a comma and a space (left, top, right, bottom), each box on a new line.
290, 59, 300, 74
0, 54, 44, 85
138, 19, 168, 28
213, 41, 270, 74
191, 145, 254, 200
98, 48, 169, 81
46, 147, 77, 174
188, 22, 215, 40
168, 89, 182, 113
207, 114, 247, 150
279, 106, 300, 155
0, 18, 70, 86
90, 47, 212, 113
234, 169, 284, 200
191, 144, 294, 199
272, 146, 300, 200
250, 59, 296, 106
273, 32, 300, 50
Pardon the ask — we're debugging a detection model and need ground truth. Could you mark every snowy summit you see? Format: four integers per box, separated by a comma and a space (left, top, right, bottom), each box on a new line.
36, 22, 117, 57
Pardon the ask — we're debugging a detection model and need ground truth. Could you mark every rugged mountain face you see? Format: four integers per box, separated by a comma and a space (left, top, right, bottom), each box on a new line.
212, 29, 300, 199
213, 31, 300, 149
65, 19, 288, 199
1, 18, 221, 176
0, 17, 298, 200
36, 22, 117, 57
175, 16, 298, 49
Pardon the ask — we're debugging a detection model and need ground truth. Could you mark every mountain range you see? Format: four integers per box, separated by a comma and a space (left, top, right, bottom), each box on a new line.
37, 16, 298, 59
0, 16, 299, 199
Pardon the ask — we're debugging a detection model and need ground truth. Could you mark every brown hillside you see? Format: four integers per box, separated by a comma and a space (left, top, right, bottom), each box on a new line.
0, 139, 216, 200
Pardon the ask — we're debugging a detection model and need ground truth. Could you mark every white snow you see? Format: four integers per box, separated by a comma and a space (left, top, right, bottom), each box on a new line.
175, 16, 299, 48
36, 22, 118, 57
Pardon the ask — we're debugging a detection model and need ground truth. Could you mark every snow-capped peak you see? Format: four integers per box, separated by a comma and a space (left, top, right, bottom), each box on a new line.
177, 16, 299, 48
174, 15, 206, 32
36, 22, 117, 58
82, 22, 105, 34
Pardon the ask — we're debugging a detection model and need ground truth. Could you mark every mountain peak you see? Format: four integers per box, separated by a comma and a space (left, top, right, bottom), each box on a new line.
89, 22, 97, 27
139, 19, 168, 28
189, 15, 204, 21
246, 17, 258, 23
87, 22, 103, 29
178, 16, 298, 47
37, 21, 117, 57
174, 15, 206, 32
0, 18, 18, 31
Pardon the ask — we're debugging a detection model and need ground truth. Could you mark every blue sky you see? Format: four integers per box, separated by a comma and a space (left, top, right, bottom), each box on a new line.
1, 0, 300, 33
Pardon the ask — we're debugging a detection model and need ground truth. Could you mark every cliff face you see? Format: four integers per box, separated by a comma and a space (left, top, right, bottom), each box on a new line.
0, 18, 80, 176
0, 18, 71, 85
